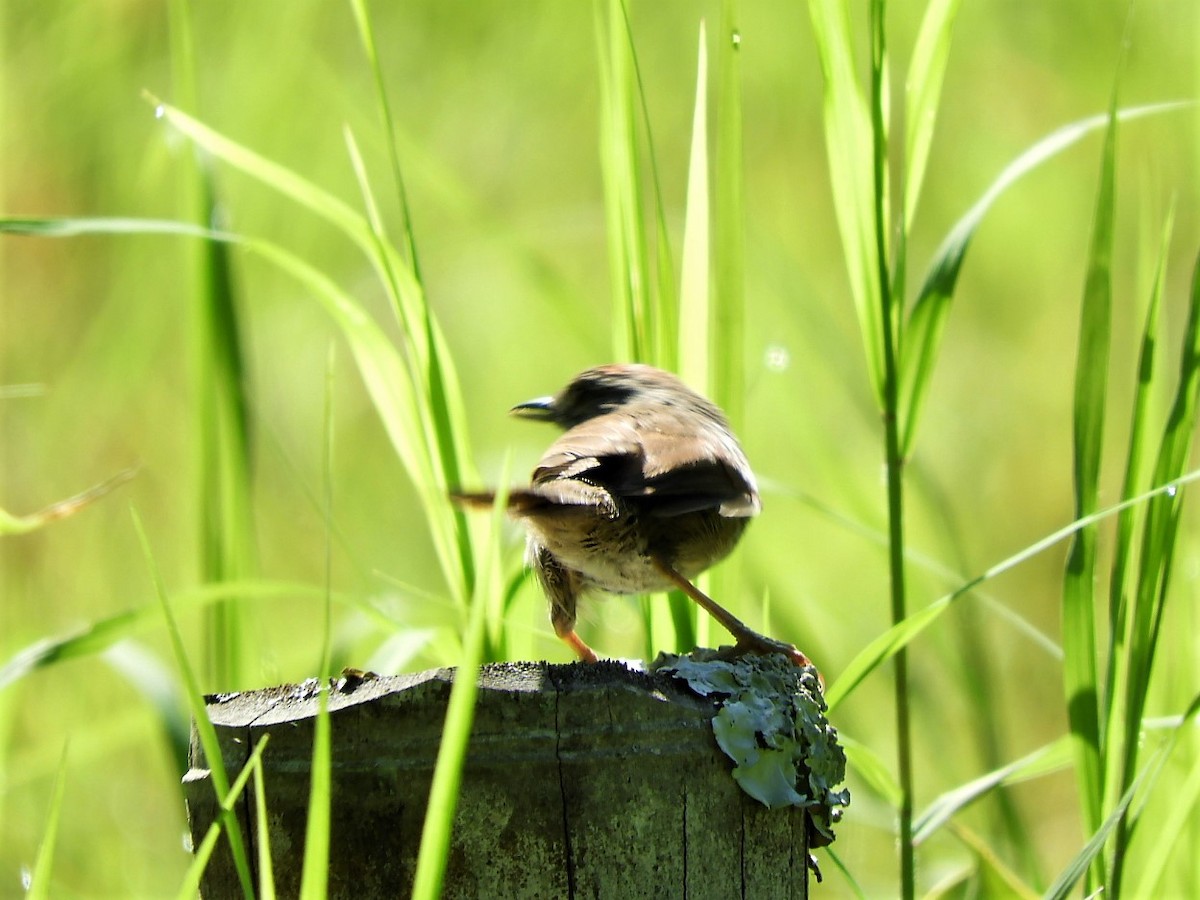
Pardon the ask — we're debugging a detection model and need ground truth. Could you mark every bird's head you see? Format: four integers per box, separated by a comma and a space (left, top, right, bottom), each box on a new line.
510, 364, 723, 430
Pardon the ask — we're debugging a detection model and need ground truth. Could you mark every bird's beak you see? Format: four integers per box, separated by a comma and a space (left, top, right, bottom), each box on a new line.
510, 395, 557, 421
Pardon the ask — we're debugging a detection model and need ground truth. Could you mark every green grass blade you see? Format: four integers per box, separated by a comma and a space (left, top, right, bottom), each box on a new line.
148, 98, 478, 606
131, 507, 255, 899
596, 0, 652, 362
1, 211, 474, 609
253, 747, 278, 900
244, 234, 473, 605
672, 20, 712, 651
342, 125, 480, 606
348, 0, 422, 275
0, 467, 137, 535
0, 579, 323, 692
1131, 248, 1200, 690
168, 0, 256, 691
913, 736, 1072, 844
1107, 209, 1172, 647
411, 464, 509, 900
1061, 94, 1117, 865
808, 0, 884, 403
826, 469, 1200, 711
298, 671, 332, 900
618, 0, 677, 371
903, 0, 962, 230
678, 20, 710, 394
177, 735, 270, 900
299, 346, 338, 900
1109, 247, 1200, 890
676, 21, 713, 372
1130, 693, 1200, 897
898, 101, 1192, 457
147, 95, 368, 250
713, 0, 745, 427
1101, 208, 1174, 836
1044, 746, 1165, 900
25, 743, 69, 900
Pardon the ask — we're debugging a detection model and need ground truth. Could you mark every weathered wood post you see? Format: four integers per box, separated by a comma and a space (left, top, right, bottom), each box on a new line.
184, 658, 845, 898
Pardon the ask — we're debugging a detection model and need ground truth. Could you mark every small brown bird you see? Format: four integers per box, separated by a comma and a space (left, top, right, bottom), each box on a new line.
456, 363, 810, 667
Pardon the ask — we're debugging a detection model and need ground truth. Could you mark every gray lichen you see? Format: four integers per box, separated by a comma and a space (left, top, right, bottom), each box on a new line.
654, 651, 850, 848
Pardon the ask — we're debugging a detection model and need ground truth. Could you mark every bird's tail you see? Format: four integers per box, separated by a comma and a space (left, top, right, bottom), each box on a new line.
448, 490, 498, 510
449, 489, 551, 516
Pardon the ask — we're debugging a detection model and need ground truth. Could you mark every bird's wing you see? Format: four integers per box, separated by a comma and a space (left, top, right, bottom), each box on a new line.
637, 425, 760, 518
531, 415, 759, 519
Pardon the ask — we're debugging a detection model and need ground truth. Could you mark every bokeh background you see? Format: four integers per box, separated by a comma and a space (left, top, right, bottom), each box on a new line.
2, 1, 1198, 895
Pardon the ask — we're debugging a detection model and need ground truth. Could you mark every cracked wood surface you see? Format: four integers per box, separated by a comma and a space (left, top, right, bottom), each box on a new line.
185, 660, 809, 899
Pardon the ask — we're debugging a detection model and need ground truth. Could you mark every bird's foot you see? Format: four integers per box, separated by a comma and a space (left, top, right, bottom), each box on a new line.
715, 631, 823, 688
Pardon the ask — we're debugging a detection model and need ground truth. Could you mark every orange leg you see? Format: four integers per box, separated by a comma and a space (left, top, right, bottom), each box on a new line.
559, 628, 599, 664
651, 557, 815, 670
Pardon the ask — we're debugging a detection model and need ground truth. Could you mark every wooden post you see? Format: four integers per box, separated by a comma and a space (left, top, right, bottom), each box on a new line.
185, 661, 818, 898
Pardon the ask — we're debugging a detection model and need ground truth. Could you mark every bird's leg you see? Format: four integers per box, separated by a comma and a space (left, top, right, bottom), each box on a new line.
558, 628, 599, 664
651, 557, 815, 669
533, 545, 600, 663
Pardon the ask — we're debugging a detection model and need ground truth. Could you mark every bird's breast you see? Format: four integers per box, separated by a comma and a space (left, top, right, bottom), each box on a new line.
522, 504, 748, 595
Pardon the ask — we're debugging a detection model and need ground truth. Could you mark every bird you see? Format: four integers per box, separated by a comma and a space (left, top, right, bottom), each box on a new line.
454, 363, 811, 668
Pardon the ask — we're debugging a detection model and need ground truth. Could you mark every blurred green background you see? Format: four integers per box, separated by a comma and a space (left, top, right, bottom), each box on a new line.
2, 1, 1198, 896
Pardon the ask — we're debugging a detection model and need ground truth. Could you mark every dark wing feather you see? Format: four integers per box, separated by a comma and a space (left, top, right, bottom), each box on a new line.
530, 411, 759, 519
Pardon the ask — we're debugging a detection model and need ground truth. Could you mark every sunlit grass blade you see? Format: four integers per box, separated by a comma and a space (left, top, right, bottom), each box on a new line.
1106, 208, 1173, 657
169, 0, 256, 690
178, 735, 270, 900
678, 20, 710, 394
620, 0, 678, 373
411, 461, 509, 900
0, 466, 137, 535
598, 1, 696, 655
131, 507, 255, 898
2, 209, 474, 611
825, 469, 1200, 711
1101, 208, 1173, 849
672, 20, 711, 651
903, 0, 961, 230
1061, 95, 1117, 881
348, 0, 421, 274
253, 747, 278, 900
25, 743, 69, 900
921, 830, 1036, 897
1109, 248, 1200, 889
1044, 746, 1165, 900
808, 0, 884, 403
145, 94, 368, 251
146, 98, 479, 610
713, 0, 745, 426
298, 657, 333, 897
246, 233, 476, 607
898, 101, 1192, 457
298, 348, 338, 900
151, 92, 430, 377
1130, 692, 1200, 897
596, 0, 653, 363
0, 579, 323, 692
913, 736, 1072, 844
343, 124, 481, 611
1129, 249, 1200, 696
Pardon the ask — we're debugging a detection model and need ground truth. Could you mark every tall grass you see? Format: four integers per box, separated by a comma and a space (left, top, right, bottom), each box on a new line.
0, 2, 1197, 896
809, 0, 1198, 896
168, 0, 256, 692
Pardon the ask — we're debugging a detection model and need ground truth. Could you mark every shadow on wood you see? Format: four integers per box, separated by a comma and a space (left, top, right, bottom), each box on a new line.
185, 660, 811, 899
